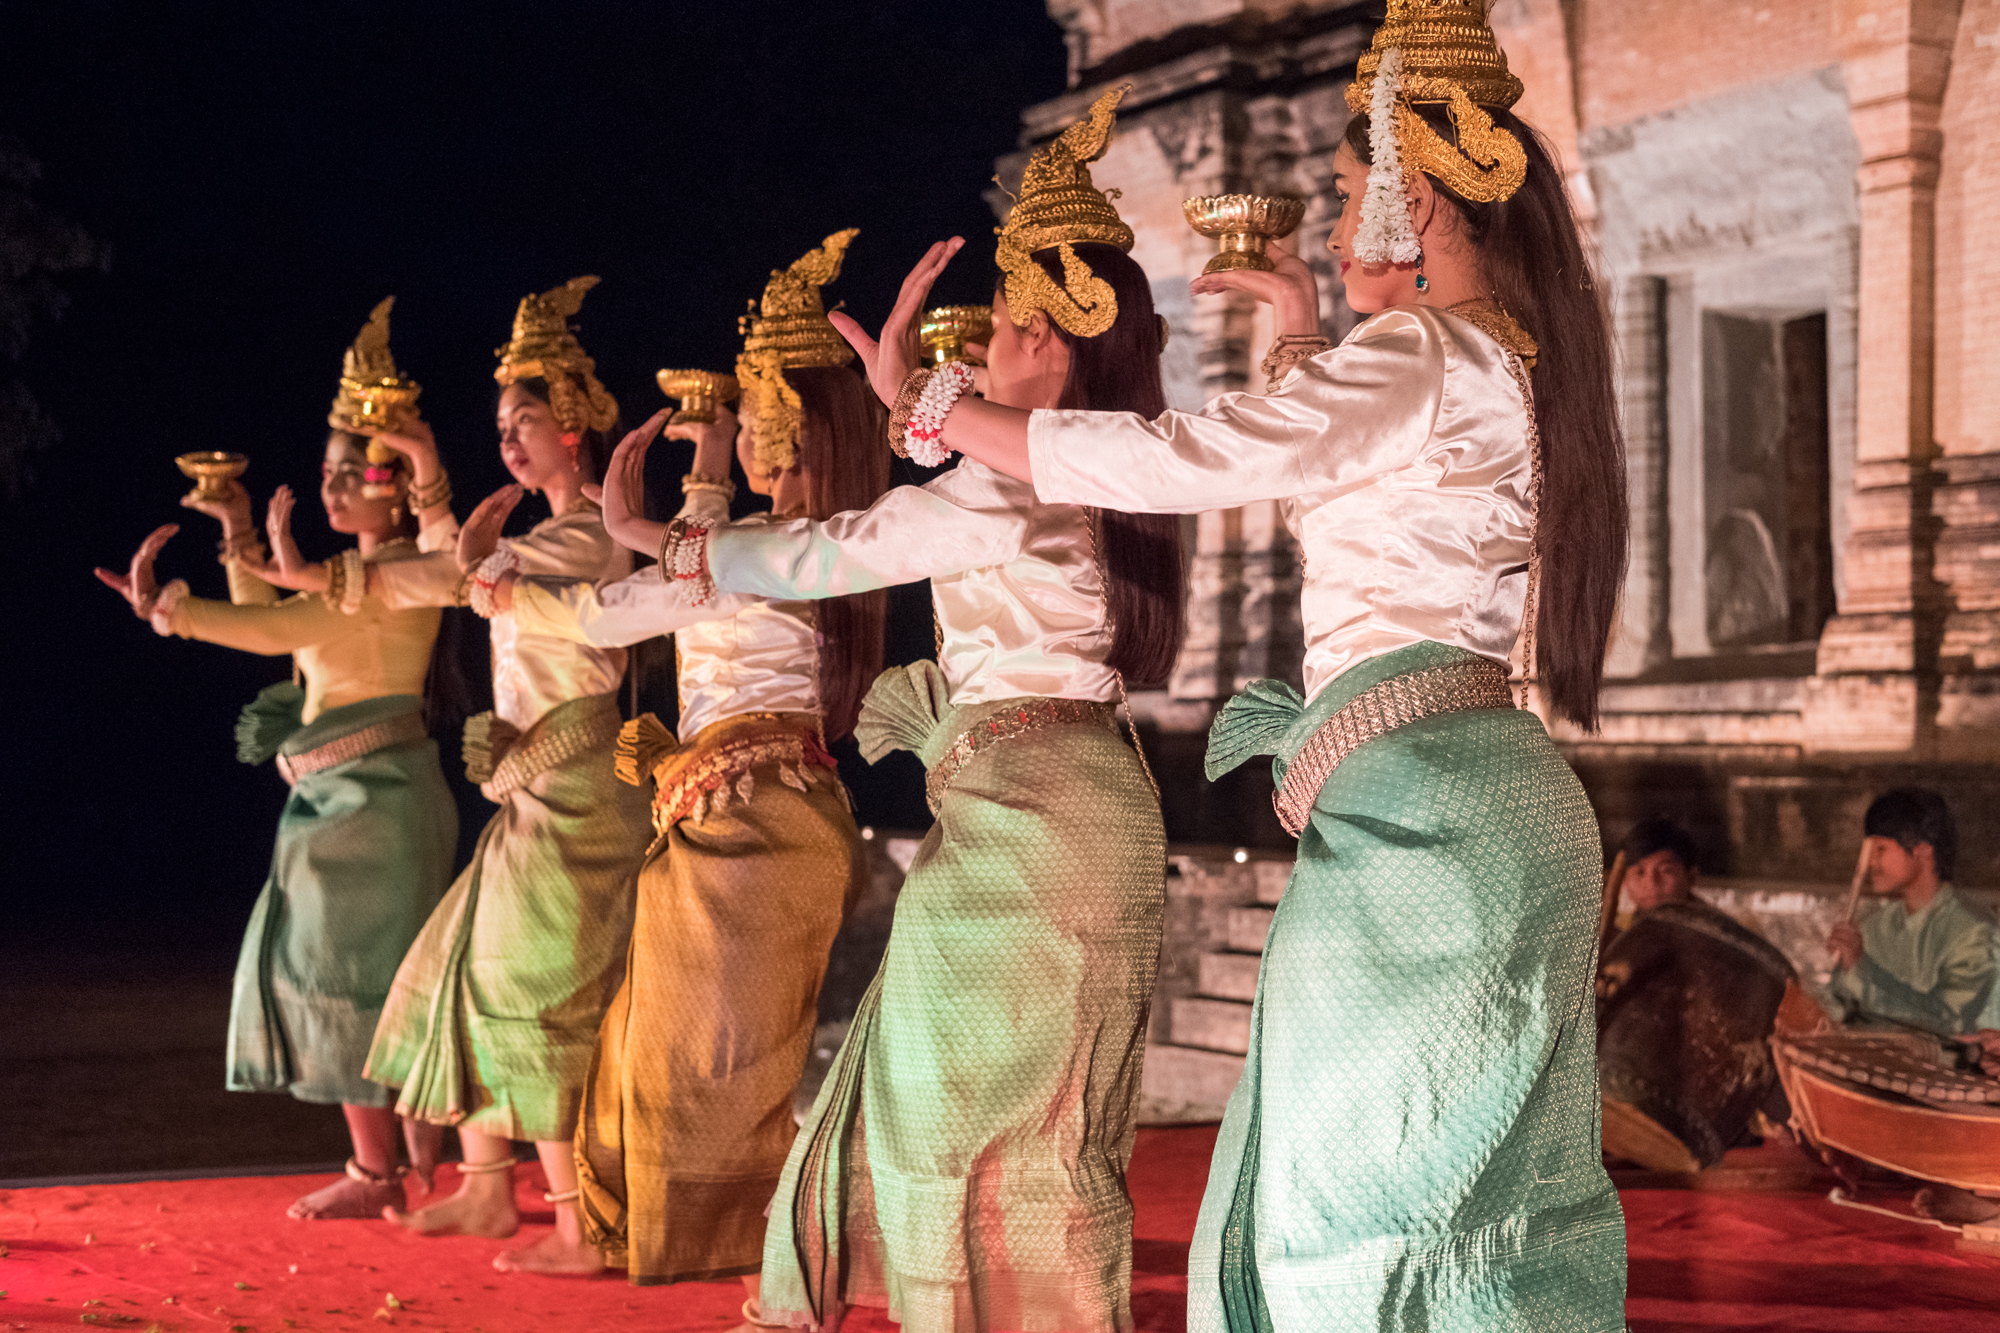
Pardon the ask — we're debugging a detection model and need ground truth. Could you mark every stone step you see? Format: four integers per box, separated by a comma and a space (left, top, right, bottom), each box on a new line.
1197, 951, 1262, 1001
1170, 995, 1252, 1054
1226, 905, 1275, 953
1254, 860, 1292, 905
1140, 1041, 1245, 1118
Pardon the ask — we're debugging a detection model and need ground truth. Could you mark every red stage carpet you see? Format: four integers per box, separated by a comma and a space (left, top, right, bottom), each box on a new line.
4, 1126, 1998, 1331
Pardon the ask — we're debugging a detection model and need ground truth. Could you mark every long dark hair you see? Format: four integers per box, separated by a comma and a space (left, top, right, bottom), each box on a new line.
509, 376, 617, 485
787, 364, 890, 742
1027, 243, 1187, 687
1344, 109, 1627, 729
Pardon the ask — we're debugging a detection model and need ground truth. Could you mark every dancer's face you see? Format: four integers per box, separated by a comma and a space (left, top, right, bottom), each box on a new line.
1327, 141, 1422, 314
983, 288, 1071, 410
320, 433, 401, 536
496, 382, 576, 492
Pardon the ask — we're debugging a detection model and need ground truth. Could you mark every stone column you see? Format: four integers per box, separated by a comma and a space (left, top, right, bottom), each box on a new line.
1804, 0, 1961, 754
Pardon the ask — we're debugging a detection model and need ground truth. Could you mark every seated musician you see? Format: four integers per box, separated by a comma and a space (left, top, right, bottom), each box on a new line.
1827, 789, 1992, 1036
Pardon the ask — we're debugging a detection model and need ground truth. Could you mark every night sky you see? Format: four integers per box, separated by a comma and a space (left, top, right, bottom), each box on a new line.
2, 1, 1070, 954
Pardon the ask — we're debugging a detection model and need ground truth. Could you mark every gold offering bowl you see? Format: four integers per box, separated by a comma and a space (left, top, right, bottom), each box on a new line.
1183, 194, 1307, 274
176, 451, 249, 504
656, 369, 740, 425
920, 305, 994, 366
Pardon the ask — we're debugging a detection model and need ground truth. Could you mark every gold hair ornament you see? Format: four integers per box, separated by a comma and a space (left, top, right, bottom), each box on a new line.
1346, 0, 1528, 262
494, 276, 620, 445
735, 229, 858, 475
994, 85, 1135, 340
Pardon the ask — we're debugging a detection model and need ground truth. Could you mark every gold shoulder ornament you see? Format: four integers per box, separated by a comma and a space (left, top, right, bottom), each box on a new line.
735, 228, 859, 476
1348, 0, 1528, 264
494, 276, 620, 442
994, 84, 1136, 340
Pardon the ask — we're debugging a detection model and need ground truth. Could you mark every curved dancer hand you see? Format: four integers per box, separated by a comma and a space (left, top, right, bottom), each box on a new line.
93, 523, 179, 617
830, 236, 966, 407
1189, 238, 1321, 338
598, 410, 671, 558
369, 419, 440, 471
243, 484, 331, 592
457, 485, 526, 571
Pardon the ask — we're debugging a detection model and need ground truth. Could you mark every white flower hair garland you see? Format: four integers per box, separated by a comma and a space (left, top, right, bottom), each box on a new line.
1354, 47, 1423, 265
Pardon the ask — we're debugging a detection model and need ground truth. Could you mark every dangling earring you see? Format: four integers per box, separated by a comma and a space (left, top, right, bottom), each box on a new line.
1414, 245, 1429, 296
560, 431, 582, 471
390, 502, 405, 525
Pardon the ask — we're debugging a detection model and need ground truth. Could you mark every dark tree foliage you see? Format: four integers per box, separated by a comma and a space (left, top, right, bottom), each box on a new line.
0, 137, 107, 499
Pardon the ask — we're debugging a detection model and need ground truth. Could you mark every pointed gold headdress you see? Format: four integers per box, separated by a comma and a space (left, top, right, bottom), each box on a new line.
494, 276, 620, 440
994, 85, 1134, 340
329, 297, 420, 435
1346, 0, 1527, 262
735, 229, 858, 474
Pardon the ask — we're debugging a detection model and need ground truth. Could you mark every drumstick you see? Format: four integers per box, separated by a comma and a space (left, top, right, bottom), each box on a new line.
1597, 850, 1628, 954
1840, 837, 1872, 922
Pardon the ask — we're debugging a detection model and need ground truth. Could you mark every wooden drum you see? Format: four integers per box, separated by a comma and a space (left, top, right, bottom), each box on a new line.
1596, 900, 1795, 1171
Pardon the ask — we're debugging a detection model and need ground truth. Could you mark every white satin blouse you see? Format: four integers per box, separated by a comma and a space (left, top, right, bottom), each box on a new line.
372, 500, 631, 731
510, 494, 823, 743
707, 460, 1118, 706
1028, 305, 1534, 703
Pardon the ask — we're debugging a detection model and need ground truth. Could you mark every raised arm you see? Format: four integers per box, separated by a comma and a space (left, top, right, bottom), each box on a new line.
511, 565, 760, 647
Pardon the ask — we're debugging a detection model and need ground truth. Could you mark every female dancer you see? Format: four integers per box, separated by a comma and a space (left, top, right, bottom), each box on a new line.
350, 277, 649, 1271
466, 232, 885, 1287
93, 299, 458, 1221
846, 5, 1632, 1327
629, 95, 1181, 1333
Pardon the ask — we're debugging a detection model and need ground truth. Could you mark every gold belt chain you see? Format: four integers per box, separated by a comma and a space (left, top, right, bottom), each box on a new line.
1272, 659, 1515, 837
276, 712, 428, 786
926, 697, 1116, 815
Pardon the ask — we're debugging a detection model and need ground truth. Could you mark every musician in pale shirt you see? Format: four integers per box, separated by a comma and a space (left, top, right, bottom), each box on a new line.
1827, 789, 1992, 1037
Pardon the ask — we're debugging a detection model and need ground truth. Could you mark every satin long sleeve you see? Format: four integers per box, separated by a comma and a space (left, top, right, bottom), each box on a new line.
512, 566, 764, 648
708, 465, 1029, 601
370, 549, 465, 612
169, 591, 356, 656
1027, 308, 1445, 514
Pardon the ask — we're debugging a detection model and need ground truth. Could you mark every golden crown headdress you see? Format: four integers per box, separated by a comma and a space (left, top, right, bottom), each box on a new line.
328, 297, 420, 435
494, 275, 619, 439
995, 85, 1135, 340
1346, 0, 1527, 263
735, 229, 858, 475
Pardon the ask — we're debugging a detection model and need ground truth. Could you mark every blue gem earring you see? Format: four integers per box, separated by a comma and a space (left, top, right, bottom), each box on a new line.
1414, 246, 1428, 294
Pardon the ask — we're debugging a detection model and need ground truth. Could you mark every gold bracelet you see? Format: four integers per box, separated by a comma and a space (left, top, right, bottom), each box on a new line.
408, 471, 452, 511
886, 367, 934, 458
1260, 334, 1331, 392
681, 471, 736, 499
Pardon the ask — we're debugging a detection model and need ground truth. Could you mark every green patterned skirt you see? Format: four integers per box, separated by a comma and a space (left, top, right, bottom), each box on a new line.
227, 690, 457, 1107
365, 692, 650, 1141
759, 663, 1166, 1333
1194, 641, 1625, 1332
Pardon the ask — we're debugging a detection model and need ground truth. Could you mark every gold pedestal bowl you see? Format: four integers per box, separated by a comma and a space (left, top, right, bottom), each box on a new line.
656, 369, 740, 425
176, 451, 249, 505
920, 305, 994, 366
1183, 194, 1307, 274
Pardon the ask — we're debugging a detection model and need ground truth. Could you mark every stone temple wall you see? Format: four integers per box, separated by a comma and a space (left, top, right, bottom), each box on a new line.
1002, 0, 1999, 877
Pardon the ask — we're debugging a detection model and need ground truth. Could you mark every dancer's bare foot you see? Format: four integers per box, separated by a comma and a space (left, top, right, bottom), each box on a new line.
287, 1171, 404, 1221
384, 1178, 519, 1238
491, 1228, 605, 1276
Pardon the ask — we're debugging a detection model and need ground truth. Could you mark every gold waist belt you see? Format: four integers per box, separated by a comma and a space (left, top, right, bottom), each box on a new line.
618, 711, 837, 840
926, 697, 1116, 815
481, 701, 624, 802
276, 711, 427, 786
1273, 659, 1515, 837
